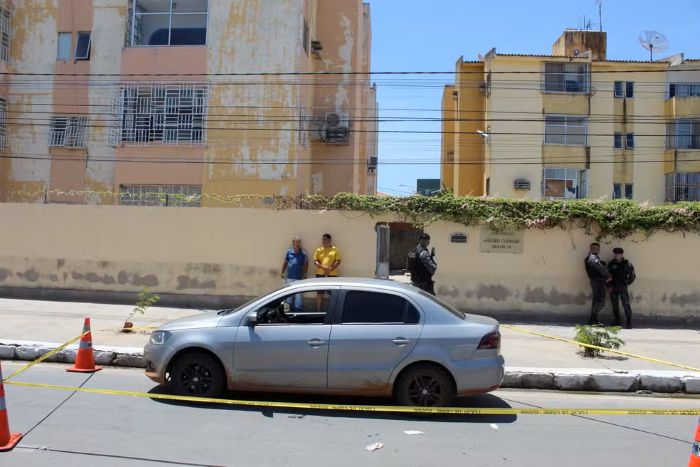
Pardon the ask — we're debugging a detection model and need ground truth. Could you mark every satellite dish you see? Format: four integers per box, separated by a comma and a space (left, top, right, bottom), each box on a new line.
639, 31, 669, 61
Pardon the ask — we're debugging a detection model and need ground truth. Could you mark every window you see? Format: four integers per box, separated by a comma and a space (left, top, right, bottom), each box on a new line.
129, 0, 208, 46
543, 168, 588, 199
341, 291, 419, 324
0, 98, 6, 149
0, 8, 10, 63
75, 32, 91, 60
669, 83, 700, 98
665, 172, 700, 202
613, 183, 633, 200
625, 133, 635, 149
303, 19, 310, 55
119, 185, 202, 207
614, 81, 624, 98
543, 62, 589, 93
614, 132, 622, 149
667, 120, 700, 150
544, 115, 587, 145
114, 82, 207, 145
255, 290, 335, 325
49, 115, 88, 147
57, 32, 72, 60
625, 81, 634, 98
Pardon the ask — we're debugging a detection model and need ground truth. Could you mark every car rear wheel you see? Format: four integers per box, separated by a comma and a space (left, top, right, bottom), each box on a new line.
168, 352, 225, 398
395, 364, 455, 407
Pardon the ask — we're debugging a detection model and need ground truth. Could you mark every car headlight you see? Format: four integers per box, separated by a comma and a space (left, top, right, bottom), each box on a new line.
149, 331, 171, 345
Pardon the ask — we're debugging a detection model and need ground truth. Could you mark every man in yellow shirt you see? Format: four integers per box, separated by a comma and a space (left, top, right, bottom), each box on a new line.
313, 233, 341, 312
313, 233, 342, 277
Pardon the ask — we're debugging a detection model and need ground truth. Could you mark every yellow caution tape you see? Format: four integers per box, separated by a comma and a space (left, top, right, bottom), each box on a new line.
502, 325, 700, 374
4, 379, 700, 416
2, 331, 89, 382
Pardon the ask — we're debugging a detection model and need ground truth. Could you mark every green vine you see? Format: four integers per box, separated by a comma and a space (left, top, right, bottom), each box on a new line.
299, 192, 700, 239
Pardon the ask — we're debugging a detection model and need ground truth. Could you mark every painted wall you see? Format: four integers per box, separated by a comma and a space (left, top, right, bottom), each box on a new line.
0, 0, 375, 205
0, 203, 699, 325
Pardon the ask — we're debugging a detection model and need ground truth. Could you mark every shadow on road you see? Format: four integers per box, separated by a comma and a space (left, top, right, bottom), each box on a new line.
146, 385, 517, 424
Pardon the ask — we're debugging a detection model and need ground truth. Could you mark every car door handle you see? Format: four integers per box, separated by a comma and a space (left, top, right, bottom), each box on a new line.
307, 338, 326, 347
392, 338, 411, 346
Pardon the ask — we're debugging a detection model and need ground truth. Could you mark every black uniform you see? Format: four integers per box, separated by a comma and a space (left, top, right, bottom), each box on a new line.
585, 253, 611, 325
607, 259, 636, 328
407, 246, 437, 295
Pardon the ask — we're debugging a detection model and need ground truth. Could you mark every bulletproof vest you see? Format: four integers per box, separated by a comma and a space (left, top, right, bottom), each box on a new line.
609, 260, 630, 285
407, 246, 432, 283
584, 254, 606, 280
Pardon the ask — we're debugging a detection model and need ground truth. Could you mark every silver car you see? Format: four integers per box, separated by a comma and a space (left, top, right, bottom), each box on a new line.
144, 278, 504, 407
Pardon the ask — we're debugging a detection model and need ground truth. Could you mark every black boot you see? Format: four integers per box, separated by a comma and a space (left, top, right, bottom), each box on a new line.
625, 314, 632, 329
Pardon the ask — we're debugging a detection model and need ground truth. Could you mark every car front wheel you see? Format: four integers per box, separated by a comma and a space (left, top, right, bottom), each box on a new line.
395, 364, 456, 407
168, 352, 225, 398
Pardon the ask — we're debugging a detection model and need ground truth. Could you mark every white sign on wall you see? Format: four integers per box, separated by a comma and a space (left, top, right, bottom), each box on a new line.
480, 228, 524, 254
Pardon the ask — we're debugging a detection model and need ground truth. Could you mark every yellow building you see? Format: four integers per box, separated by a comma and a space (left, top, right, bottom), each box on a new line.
442, 30, 700, 203
0, 0, 377, 207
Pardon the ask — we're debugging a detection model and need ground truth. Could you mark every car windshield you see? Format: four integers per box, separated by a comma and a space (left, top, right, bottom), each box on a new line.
218, 297, 260, 316
417, 289, 466, 320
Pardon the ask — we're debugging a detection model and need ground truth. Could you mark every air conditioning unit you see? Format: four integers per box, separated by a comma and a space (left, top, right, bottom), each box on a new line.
319, 111, 350, 144
513, 178, 531, 191
368, 156, 378, 174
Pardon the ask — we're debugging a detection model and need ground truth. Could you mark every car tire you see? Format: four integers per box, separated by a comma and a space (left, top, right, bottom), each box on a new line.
395, 364, 456, 407
168, 352, 225, 398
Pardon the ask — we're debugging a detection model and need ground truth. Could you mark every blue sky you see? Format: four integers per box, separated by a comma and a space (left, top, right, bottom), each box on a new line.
370, 0, 700, 196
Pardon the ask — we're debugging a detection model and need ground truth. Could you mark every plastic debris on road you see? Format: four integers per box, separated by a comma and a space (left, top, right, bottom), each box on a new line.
490, 424, 499, 430
403, 430, 424, 435
366, 442, 384, 452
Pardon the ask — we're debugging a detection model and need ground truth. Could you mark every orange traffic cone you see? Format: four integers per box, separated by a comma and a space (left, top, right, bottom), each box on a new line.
66, 317, 102, 373
690, 418, 700, 467
0, 361, 22, 452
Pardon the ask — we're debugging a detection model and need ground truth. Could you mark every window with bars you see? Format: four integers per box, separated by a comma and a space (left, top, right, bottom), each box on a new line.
0, 8, 9, 63
543, 168, 588, 199
49, 115, 88, 147
614, 81, 623, 98
666, 119, 700, 150
544, 115, 587, 145
113, 83, 207, 145
613, 183, 633, 200
669, 83, 700, 98
119, 185, 202, 207
129, 0, 207, 46
625, 133, 635, 149
0, 97, 6, 150
543, 62, 589, 93
665, 173, 700, 202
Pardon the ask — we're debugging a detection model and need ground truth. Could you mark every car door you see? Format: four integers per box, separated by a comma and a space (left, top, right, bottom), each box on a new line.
233, 287, 338, 389
327, 289, 423, 389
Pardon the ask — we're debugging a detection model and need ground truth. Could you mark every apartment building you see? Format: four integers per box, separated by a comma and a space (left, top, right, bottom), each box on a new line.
441, 29, 700, 204
0, 0, 378, 207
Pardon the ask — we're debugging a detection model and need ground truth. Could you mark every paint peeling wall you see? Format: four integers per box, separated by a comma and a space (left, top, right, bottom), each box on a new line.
0, 203, 699, 324
1, 0, 374, 204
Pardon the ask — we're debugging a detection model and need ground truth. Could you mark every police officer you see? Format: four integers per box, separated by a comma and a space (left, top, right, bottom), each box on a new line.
406, 233, 437, 295
585, 242, 611, 325
607, 247, 636, 329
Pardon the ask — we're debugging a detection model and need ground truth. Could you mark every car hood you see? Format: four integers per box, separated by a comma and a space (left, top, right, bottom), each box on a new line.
157, 310, 223, 331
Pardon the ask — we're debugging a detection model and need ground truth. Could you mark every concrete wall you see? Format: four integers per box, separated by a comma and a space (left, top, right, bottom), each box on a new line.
0, 203, 699, 325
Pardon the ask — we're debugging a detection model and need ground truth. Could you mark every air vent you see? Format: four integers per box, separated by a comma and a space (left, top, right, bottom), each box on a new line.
514, 178, 531, 191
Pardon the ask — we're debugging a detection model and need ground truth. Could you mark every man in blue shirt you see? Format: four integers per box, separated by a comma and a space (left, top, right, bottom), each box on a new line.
280, 236, 308, 312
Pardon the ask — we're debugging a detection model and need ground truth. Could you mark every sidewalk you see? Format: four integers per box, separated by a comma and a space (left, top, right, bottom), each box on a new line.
1, 298, 699, 393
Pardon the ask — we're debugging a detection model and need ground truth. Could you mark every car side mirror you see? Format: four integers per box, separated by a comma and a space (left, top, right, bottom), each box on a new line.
245, 314, 258, 327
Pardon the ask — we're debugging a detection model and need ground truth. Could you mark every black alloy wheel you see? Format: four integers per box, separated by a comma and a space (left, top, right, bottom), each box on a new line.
396, 364, 455, 407
168, 352, 225, 397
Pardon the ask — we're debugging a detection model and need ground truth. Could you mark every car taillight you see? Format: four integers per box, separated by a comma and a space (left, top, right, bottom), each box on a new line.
477, 331, 501, 350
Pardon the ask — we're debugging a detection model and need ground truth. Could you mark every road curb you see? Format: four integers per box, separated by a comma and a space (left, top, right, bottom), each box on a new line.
1, 341, 699, 394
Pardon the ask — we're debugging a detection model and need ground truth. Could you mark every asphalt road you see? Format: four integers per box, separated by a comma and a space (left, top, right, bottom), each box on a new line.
1, 362, 698, 467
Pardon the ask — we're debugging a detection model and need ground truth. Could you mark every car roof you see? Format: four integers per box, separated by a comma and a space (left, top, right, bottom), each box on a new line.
286, 277, 419, 293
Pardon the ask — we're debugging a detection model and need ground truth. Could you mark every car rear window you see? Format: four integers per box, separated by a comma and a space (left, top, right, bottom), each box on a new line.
417, 290, 466, 320
342, 291, 419, 324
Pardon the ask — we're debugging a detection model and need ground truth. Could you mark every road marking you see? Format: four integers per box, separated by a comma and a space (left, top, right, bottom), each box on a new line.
4, 380, 700, 416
